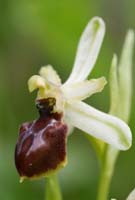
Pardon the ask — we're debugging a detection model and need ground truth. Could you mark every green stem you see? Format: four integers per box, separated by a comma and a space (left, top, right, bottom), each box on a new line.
45, 174, 62, 200
97, 145, 119, 200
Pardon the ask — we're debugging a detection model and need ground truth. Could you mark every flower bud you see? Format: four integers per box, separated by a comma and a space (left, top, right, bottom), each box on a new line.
15, 98, 68, 180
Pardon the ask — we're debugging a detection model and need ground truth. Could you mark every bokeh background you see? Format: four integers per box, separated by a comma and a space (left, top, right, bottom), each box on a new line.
0, 0, 135, 199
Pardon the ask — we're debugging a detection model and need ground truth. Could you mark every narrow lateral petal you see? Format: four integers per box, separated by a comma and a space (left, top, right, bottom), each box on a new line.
65, 17, 105, 85
62, 77, 106, 101
65, 101, 132, 150
28, 75, 46, 92
39, 65, 61, 85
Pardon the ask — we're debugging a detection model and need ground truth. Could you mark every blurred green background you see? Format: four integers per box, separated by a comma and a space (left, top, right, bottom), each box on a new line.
0, 0, 135, 199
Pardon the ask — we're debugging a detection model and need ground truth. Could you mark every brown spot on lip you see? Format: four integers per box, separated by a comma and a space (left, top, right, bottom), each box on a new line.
15, 98, 68, 179
36, 98, 56, 116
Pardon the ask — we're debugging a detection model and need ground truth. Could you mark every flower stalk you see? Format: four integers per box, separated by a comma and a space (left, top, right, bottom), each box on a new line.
45, 174, 62, 200
97, 145, 118, 200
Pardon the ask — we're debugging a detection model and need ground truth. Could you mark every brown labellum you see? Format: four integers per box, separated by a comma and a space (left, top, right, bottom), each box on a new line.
15, 98, 68, 180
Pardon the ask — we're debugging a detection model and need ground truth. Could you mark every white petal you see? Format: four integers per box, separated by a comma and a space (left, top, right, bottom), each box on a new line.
127, 188, 135, 200
65, 17, 105, 84
62, 77, 106, 101
65, 101, 132, 150
39, 65, 61, 85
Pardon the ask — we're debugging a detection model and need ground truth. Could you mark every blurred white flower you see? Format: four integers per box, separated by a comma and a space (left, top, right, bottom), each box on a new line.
28, 17, 132, 150
127, 188, 135, 200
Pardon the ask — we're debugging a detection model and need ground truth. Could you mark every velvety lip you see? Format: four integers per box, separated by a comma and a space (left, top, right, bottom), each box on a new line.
15, 98, 68, 178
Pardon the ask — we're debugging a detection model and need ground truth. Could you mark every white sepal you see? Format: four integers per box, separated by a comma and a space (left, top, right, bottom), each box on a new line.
65, 101, 132, 150
65, 17, 105, 84
62, 77, 106, 101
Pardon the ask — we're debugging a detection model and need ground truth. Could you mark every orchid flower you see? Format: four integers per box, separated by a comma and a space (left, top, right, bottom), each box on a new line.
15, 17, 132, 180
